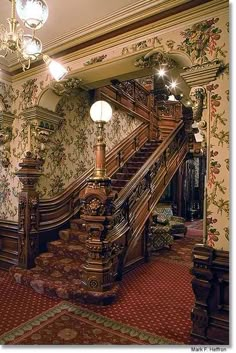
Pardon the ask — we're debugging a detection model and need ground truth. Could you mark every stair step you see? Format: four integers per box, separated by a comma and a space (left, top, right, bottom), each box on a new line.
111, 179, 129, 187
120, 166, 139, 174
48, 240, 88, 261
35, 253, 83, 278
59, 229, 87, 243
112, 186, 123, 192
10, 266, 83, 300
113, 172, 134, 180
70, 218, 86, 231
126, 162, 143, 168
131, 155, 147, 161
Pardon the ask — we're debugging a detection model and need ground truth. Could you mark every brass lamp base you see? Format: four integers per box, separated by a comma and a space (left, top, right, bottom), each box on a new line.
89, 168, 111, 182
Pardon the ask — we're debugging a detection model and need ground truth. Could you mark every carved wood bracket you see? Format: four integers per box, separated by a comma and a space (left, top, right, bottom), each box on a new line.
21, 106, 64, 163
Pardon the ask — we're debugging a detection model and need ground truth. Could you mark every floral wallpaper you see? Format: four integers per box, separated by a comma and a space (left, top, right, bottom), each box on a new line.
119, 14, 229, 250
38, 92, 141, 198
0, 79, 141, 219
0, 9, 229, 252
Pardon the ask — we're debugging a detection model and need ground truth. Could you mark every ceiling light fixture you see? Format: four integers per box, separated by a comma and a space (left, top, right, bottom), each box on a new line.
157, 67, 166, 77
0, 0, 68, 80
169, 80, 178, 89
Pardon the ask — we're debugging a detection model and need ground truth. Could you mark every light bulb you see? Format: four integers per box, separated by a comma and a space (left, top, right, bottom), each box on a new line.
157, 68, 166, 77
43, 55, 68, 81
22, 35, 42, 60
170, 80, 177, 89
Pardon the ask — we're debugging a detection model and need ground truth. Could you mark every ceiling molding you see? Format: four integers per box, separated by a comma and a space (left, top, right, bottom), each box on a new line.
5, 0, 189, 68
7, 0, 228, 83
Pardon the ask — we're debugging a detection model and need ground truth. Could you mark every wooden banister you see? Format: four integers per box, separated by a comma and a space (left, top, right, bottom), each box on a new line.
106, 122, 188, 272
115, 121, 183, 208
38, 122, 149, 231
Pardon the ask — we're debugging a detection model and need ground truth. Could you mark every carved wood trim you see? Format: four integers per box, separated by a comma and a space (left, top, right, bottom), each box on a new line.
109, 125, 188, 271
191, 244, 229, 344
38, 123, 149, 231
97, 82, 156, 123
115, 120, 184, 208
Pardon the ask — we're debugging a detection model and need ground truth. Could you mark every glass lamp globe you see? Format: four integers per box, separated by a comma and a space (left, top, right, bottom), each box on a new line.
22, 35, 42, 60
16, 0, 49, 30
90, 101, 112, 123
43, 55, 68, 81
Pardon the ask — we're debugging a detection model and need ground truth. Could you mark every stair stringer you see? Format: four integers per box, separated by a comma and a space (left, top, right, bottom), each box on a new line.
111, 123, 188, 274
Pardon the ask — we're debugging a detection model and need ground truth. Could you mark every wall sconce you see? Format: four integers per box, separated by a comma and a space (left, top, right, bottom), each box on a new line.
0, 111, 14, 168
90, 100, 112, 180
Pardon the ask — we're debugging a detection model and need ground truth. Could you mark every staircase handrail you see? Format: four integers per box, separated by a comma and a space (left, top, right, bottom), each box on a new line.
114, 120, 184, 209
38, 122, 149, 231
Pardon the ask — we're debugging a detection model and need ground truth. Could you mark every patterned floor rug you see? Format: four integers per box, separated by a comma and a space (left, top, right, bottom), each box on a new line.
0, 222, 205, 345
0, 302, 178, 345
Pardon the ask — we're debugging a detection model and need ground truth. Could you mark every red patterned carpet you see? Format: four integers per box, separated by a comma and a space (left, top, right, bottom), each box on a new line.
0, 270, 61, 336
0, 302, 176, 345
0, 221, 204, 345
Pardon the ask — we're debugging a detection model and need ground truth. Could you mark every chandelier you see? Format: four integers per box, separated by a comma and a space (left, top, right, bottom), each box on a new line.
0, 0, 68, 80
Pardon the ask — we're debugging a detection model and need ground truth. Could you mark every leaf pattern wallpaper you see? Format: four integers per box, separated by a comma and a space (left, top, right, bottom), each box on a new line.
0, 11, 229, 252
38, 92, 141, 198
0, 79, 141, 220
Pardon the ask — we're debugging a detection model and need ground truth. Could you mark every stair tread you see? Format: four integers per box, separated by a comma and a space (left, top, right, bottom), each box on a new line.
11, 266, 83, 299
36, 252, 83, 268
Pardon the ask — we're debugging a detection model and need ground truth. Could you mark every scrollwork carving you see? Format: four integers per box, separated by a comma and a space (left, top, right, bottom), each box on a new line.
82, 197, 106, 216
21, 106, 64, 165
50, 78, 82, 96
134, 50, 176, 70
190, 87, 206, 122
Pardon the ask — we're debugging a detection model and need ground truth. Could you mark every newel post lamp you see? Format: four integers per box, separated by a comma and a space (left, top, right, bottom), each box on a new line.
90, 100, 112, 181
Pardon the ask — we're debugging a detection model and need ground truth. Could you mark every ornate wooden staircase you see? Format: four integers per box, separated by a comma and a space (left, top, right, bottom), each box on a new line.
8, 81, 189, 304
10, 139, 161, 301
11, 123, 187, 303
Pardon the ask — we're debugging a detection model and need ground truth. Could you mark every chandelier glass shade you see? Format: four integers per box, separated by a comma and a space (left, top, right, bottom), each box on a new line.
16, 0, 49, 30
0, 0, 68, 80
22, 34, 42, 60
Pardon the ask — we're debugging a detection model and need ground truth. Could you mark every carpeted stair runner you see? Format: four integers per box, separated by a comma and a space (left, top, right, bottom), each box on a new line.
10, 139, 160, 300
111, 140, 159, 192
10, 219, 87, 300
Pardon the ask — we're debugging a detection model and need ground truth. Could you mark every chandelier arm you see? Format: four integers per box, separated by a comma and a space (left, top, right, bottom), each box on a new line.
16, 50, 31, 71
32, 29, 36, 39
1, 1, 67, 79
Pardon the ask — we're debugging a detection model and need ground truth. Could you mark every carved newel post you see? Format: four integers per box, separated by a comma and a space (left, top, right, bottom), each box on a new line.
79, 101, 118, 303
16, 152, 42, 269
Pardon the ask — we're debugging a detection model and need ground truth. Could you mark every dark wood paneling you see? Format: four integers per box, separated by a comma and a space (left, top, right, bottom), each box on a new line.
191, 245, 229, 344
0, 221, 18, 270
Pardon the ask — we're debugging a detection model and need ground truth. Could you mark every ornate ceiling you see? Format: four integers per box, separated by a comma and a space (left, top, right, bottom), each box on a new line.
0, 0, 164, 71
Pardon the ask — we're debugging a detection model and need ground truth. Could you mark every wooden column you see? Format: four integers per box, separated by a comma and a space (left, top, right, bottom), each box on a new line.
79, 178, 119, 304
16, 152, 42, 268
